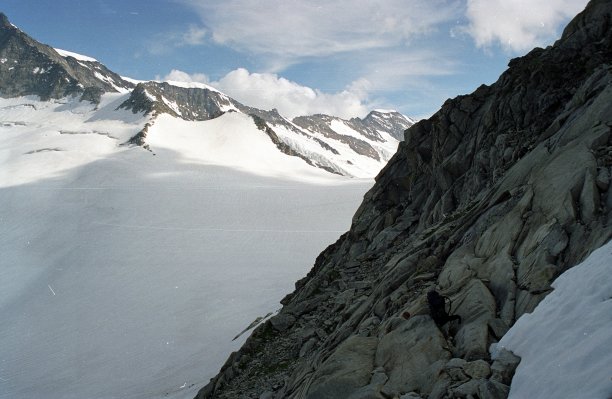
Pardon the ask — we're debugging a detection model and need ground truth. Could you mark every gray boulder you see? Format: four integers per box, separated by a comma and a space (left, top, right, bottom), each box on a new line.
305, 336, 378, 399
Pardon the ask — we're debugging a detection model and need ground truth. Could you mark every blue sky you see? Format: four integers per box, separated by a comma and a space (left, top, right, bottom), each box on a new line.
2, 0, 588, 119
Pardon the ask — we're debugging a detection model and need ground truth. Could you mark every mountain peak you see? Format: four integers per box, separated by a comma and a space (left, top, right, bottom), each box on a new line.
0, 13, 12, 29
0, 17, 133, 101
370, 109, 397, 114
0, 16, 412, 179
559, 0, 611, 44
362, 109, 415, 140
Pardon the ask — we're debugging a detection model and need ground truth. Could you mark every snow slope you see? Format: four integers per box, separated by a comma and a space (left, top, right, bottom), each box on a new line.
147, 112, 338, 182
492, 240, 612, 399
265, 117, 400, 178
54, 48, 98, 62
117, 81, 407, 178
0, 95, 372, 398
0, 94, 146, 187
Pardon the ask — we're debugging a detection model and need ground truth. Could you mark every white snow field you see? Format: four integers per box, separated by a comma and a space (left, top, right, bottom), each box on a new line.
492, 239, 612, 399
0, 95, 372, 398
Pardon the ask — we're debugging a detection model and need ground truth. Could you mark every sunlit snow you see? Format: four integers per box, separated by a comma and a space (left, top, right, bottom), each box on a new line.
54, 48, 98, 62
158, 79, 225, 95
0, 95, 372, 398
492, 240, 612, 399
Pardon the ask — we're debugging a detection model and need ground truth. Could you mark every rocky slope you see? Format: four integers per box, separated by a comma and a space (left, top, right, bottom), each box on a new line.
0, 13, 133, 102
293, 114, 388, 161
196, 0, 612, 397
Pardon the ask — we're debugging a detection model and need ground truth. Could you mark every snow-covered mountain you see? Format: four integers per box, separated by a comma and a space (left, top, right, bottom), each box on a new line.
0, 12, 380, 399
117, 81, 412, 177
0, 11, 418, 399
0, 11, 414, 178
361, 109, 416, 140
0, 92, 373, 399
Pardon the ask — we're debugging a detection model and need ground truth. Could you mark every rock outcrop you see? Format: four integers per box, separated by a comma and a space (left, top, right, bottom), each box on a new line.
294, 114, 382, 161
118, 81, 234, 120
196, 1, 612, 398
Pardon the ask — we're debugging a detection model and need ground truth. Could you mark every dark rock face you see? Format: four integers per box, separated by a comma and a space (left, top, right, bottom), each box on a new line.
118, 81, 232, 120
0, 13, 133, 101
196, 1, 612, 398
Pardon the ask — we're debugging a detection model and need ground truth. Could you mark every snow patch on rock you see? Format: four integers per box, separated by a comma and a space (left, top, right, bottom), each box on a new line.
493, 240, 612, 399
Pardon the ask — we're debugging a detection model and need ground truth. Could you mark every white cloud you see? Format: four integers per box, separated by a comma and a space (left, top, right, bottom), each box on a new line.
180, 0, 459, 66
359, 50, 457, 91
161, 69, 210, 84
163, 1, 588, 118
462, 0, 588, 52
147, 25, 208, 55
171, 0, 460, 117
162, 68, 372, 119
182, 25, 207, 46
213, 69, 372, 119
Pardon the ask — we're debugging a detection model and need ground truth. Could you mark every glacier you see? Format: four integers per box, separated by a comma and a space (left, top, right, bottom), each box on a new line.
0, 95, 372, 398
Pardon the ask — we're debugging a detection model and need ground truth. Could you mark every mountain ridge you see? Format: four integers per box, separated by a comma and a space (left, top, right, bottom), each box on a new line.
0, 13, 413, 178
0, 12, 133, 102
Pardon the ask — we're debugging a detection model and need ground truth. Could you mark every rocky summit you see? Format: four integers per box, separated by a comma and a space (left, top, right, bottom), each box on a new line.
0, 13, 133, 102
196, 1, 612, 398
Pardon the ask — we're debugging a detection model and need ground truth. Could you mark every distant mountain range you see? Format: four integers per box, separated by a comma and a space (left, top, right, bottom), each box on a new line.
0, 12, 414, 178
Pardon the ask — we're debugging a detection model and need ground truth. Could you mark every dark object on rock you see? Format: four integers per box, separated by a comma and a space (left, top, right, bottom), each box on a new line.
427, 290, 461, 327
402, 311, 411, 319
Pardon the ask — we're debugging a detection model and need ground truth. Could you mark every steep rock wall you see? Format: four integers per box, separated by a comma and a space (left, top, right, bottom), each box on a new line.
196, 1, 612, 398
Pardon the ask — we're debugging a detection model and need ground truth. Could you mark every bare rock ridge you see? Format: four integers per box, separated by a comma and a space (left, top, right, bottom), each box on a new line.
196, 1, 612, 398
0, 12, 133, 101
118, 81, 233, 120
